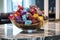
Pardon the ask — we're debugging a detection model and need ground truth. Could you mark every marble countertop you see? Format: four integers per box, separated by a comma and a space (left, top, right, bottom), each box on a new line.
0, 21, 60, 39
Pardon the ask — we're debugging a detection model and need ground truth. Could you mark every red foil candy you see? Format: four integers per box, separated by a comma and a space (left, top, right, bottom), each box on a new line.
28, 14, 34, 20
29, 8, 36, 14
8, 15, 14, 20
18, 5, 23, 10
32, 19, 38, 24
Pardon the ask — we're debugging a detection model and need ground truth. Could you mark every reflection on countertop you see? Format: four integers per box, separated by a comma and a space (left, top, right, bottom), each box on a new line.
0, 21, 60, 39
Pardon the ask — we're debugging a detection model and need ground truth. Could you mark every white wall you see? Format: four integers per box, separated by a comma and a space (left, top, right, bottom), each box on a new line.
0, 0, 4, 13
56, 0, 60, 19
44, 0, 48, 16
7, 0, 12, 12
0, 0, 12, 13
23, 0, 36, 8
59, 0, 60, 19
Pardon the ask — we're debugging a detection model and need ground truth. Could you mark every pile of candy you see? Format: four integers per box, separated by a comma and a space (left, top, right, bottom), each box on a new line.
9, 5, 43, 25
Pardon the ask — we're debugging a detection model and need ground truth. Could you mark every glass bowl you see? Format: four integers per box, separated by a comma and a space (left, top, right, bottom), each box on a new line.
11, 20, 41, 30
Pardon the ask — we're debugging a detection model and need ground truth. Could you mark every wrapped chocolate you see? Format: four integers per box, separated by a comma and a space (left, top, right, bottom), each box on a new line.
14, 16, 21, 20
28, 14, 34, 20
32, 19, 38, 24
22, 14, 27, 22
25, 20, 32, 25
26, 12, 31, 18
9, 5, 43, 25
33, 13, 39, 19
20, 10, 26, 15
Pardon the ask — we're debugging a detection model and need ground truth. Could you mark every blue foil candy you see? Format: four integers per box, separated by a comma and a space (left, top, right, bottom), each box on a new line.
25, 20, 32, 25
22, 15, 27, 21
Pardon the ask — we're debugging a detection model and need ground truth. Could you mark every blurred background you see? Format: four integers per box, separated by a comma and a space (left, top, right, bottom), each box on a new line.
0, 0, 60, 24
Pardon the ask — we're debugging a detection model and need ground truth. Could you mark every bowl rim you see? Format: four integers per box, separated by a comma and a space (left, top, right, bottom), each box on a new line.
11, 19, 40, 26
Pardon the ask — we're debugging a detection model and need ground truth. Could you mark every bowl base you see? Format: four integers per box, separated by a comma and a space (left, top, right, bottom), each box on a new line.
20, 29, 44, 34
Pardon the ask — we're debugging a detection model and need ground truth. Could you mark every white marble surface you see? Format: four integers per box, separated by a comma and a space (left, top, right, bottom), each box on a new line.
0, 21, 60, 39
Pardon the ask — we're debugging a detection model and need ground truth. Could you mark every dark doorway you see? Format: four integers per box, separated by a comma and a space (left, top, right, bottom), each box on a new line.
36, 0, 44, 10
48, 0, 56, 21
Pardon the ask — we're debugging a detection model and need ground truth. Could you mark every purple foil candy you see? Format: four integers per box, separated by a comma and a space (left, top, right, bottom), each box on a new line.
20, 10, 26, 15
16, 20, 24, 24
15, 16, 21, 20
21, 10, 24, 13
